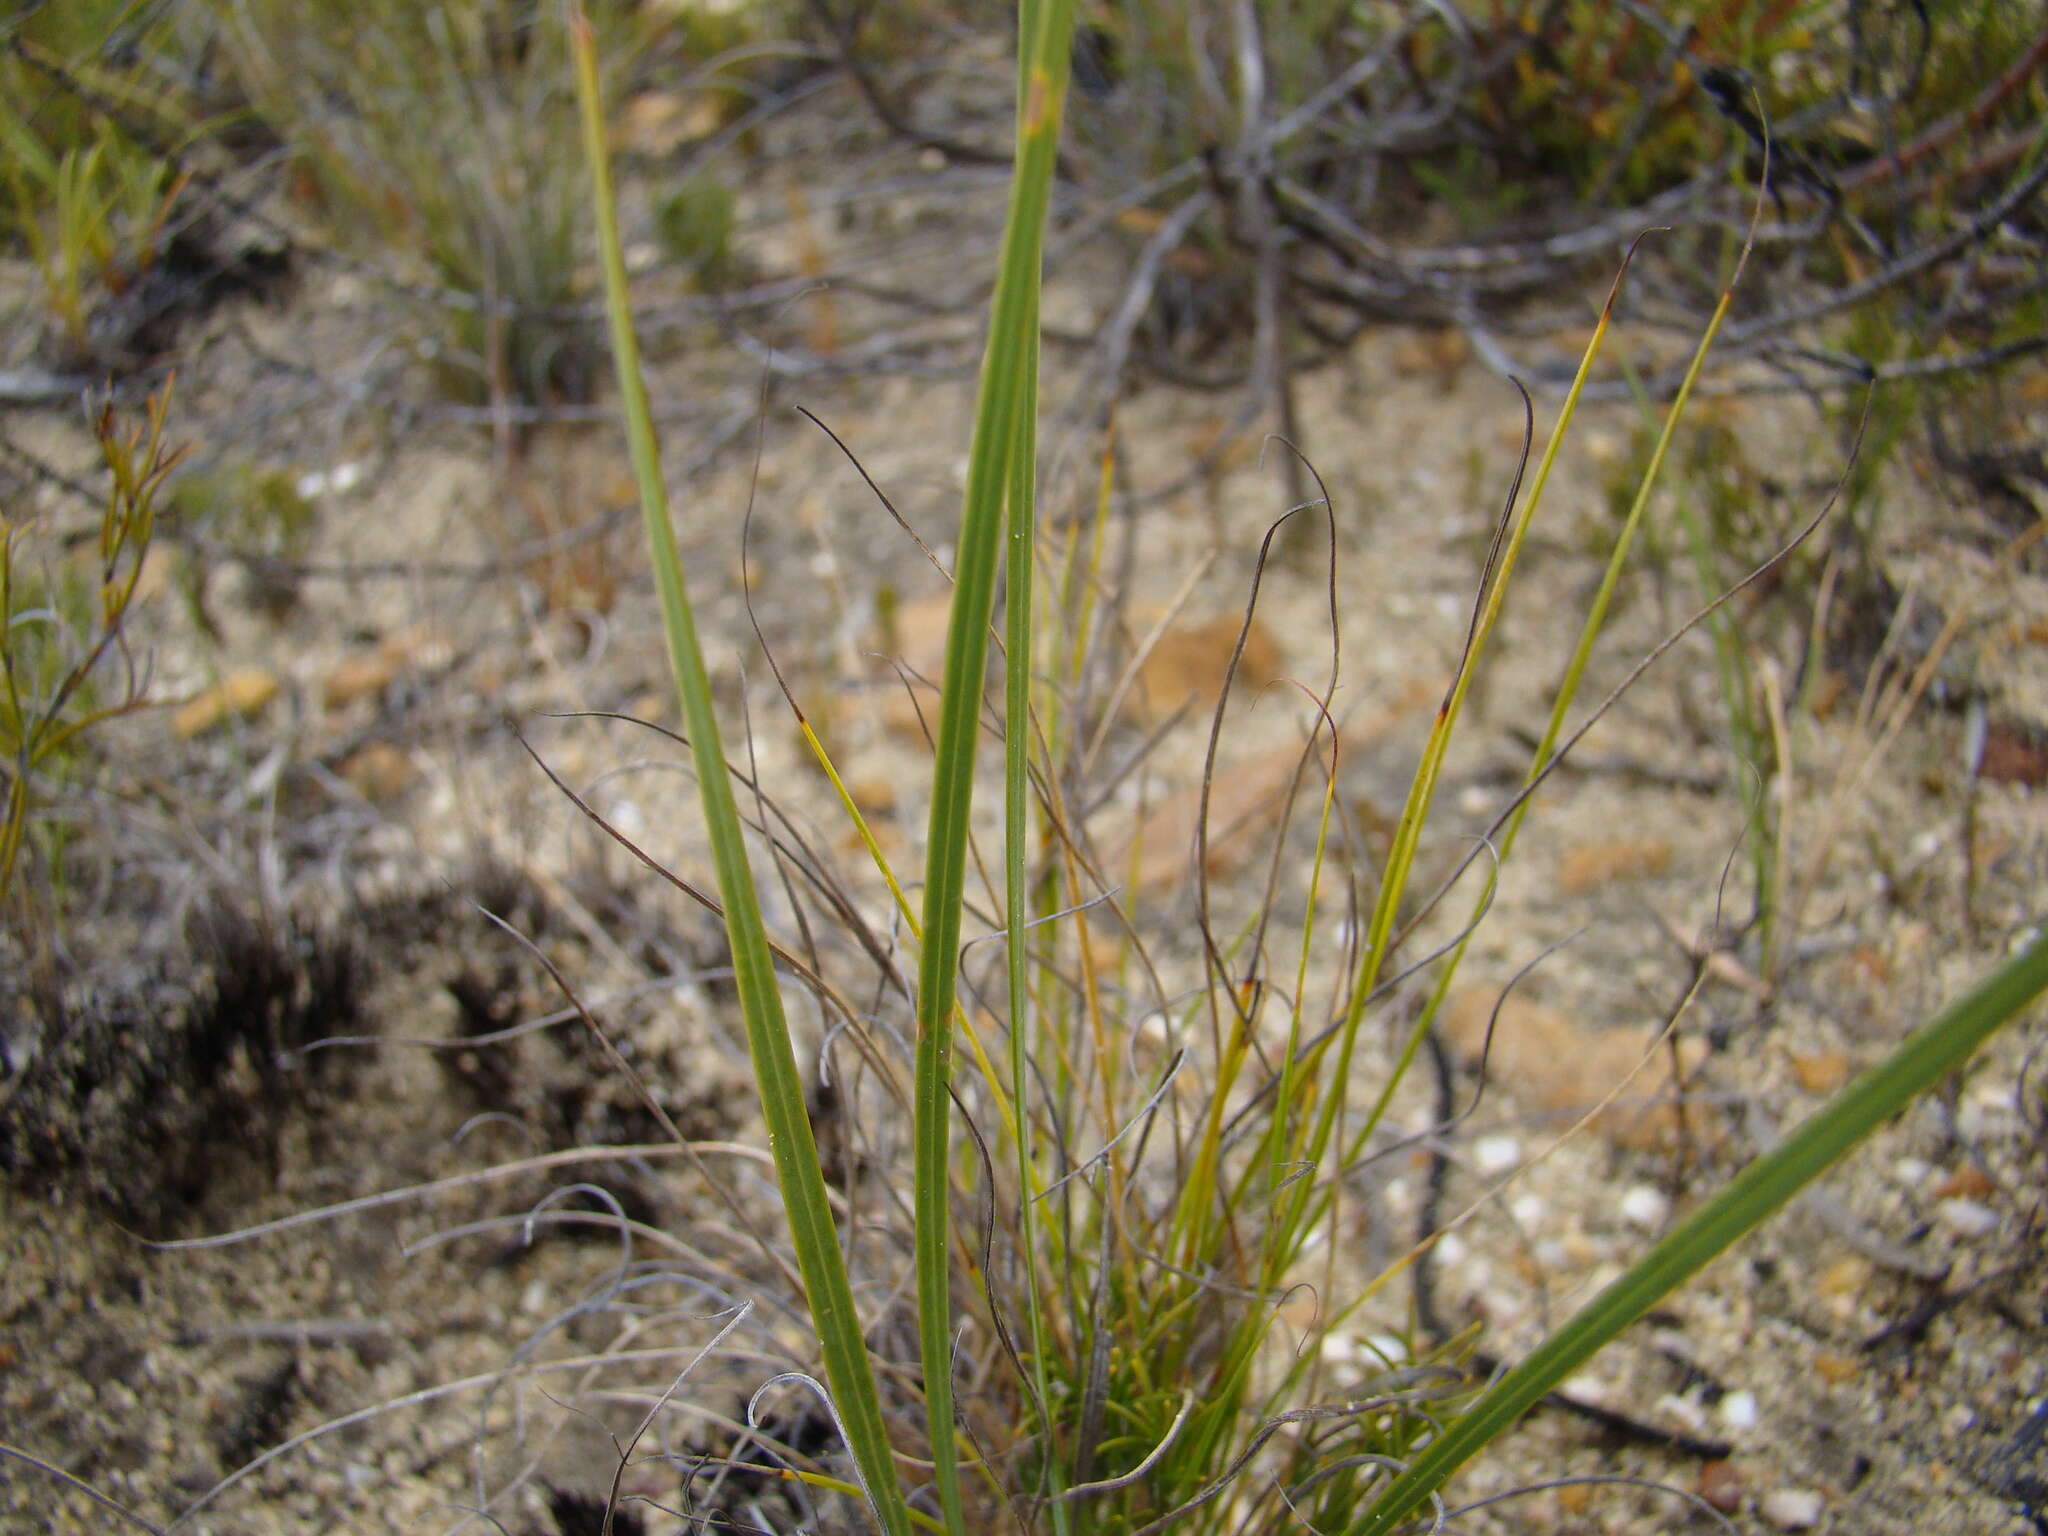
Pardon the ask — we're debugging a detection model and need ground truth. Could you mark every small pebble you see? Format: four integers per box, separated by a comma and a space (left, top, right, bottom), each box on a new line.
296, 461, 364, 499
1719, 1390, 1759, 1430
1936, 1198, 1999, 1238
1473, 1135, 1521, 1175
1477, 1289, 1524, 1328
1433, 1232, 1468, 1267
1561, 1372, 1610, 1406
1651, 1391, 1711, 1436
1649, 1326, 1697, 1362
1510, 1192, 1546, 1227
1760, 1487, 1825, 1529
1892, 1156, 1934, 1189
1817, 1255, 1870, 1303
1697, 1458, 1744, 1514
1619, 1184, 1671, 1230
1583, 429, 1624, 466
1956, 1094, 2015, 1141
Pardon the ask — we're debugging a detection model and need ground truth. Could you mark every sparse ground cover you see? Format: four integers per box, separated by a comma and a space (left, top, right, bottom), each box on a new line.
1, 4, 2045, 1534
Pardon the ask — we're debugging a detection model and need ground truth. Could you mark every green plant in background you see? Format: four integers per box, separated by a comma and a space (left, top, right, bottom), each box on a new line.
0, 0, 199, 203
654, 171, 740, 289
1474, 0, 1828, 203
0, 0, 205, 367
1, 382, 183, 968
578, 5, 2048, 1535
2, 130, 188, 364
206, 0, 664, 408
1407, 0, 2043, 218
1028, 0, 2047, 500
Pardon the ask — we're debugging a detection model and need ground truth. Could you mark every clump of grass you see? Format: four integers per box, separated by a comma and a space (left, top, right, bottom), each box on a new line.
654, 170, 740, 290
204, 0, 664, 409
575, 5, 2048, 1535
2, 126, 187, 365
3, 7, 2037, 1532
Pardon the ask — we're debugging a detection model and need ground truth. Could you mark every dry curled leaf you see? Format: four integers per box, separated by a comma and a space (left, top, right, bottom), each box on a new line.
1104, 745, 1305, 897
1442, 986, 1713, 1153
337, 741, 413, 801
1556, 837, 1672, 895
1131, 611, 1283, 723
322, 651, 398, 711
171, 668, 280, 739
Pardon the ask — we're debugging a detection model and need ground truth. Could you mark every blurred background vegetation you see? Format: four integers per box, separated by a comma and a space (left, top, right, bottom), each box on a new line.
1, 0, 2042, 984
4, 2, 2038, 400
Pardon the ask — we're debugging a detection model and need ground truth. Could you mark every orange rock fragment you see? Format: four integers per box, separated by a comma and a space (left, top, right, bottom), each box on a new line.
1697, 1460, 1745, 1514
1789, 1049, 1851, 1095
321, 626, 445, 711
1932, 1163, 1995, 1201
1979, 720, 2048, 786
1392, 327, 1471, 389
847, 775, 898, 815
614, 90, 728, 157
1812, 1353, 1859, 1384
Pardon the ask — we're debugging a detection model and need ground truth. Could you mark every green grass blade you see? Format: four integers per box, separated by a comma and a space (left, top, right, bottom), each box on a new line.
1390, 232, 1745, 1163
1355, 924, 2048, 1535
1320, 245, 1653, 1185
570, 15, 912, 1536
910, 3, 1075, 1528
1003, 296, 1062, 1519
